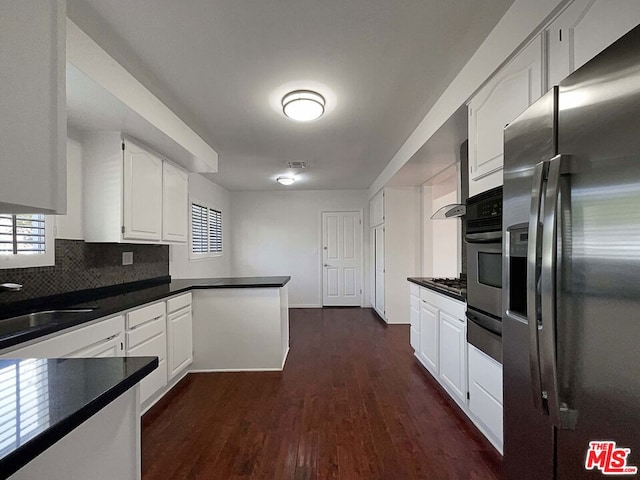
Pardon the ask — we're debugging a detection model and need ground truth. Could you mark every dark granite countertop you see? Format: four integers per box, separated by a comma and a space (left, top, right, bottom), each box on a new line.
407, 277, 467, 302
0, 356, 157, 479
0, 276, 291, 351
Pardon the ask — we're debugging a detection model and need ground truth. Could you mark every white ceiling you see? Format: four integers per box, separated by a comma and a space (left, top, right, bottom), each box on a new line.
67, 0, 513, 191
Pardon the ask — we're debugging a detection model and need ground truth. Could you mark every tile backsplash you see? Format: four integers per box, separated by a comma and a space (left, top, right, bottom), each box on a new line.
0, 239, 168, 304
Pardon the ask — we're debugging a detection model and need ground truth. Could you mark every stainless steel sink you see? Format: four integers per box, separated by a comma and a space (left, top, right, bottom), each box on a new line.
0, 308, 96, 334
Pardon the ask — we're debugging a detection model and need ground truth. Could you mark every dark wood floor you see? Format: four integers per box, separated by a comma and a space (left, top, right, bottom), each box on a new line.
142, 308, 502, 479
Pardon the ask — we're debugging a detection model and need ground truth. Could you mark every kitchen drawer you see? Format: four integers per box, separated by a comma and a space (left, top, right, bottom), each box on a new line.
126, 317, 165, 350
138, 358, 167, 404
0, 315, 124, 359
167, 292, 192, 313
468, 344, 503, 404
409, 283, 420, 297
126, 301, 165, 329
128, 329, 166, 361
469, 372, 504, 444
128, 331, 167, 403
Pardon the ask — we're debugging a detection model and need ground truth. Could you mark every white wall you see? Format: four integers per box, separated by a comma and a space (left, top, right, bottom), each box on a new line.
423, 170, 460, 277
384, 187, 421, 324
170, 174, 231, 278
55, 135, 84, 240
230, 190, 370, 308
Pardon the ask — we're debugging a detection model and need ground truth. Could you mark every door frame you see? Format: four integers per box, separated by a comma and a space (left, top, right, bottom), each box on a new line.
319, 209, 364, 307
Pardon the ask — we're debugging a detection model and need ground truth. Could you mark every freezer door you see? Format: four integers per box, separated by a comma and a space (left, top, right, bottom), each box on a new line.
503, 89, 556, 479
555, 25, 640, 479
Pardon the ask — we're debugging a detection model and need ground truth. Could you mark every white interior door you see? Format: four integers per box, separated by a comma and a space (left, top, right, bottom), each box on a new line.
322, 211, 362, 306
374, 225, 385, 316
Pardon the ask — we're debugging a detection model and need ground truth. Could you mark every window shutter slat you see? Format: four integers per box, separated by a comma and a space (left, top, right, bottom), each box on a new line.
0, 215, 46, 256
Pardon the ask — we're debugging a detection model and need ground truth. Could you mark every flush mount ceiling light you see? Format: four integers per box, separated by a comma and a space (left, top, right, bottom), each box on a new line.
276, 176, 296, 186
282, 90, 325, 122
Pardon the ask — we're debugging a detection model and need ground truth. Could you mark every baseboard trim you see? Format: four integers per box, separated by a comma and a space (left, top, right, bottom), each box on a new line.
289, 304, 322, 308
141, 368, 190, 416
281, 347, 290, 369
190, 366, 284, 373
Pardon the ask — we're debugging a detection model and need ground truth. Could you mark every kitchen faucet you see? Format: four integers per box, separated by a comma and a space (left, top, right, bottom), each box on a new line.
0, 283, 22, 292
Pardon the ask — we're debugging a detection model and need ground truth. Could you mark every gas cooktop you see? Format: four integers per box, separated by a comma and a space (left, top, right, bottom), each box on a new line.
424, 277, 467, 295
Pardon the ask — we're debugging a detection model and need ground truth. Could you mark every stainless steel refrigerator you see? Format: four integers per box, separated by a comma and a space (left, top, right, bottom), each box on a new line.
503, 25, 640, 479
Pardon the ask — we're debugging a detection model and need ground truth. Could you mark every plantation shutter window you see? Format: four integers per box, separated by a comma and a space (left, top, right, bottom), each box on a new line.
0, 214, 46, 256
190, 202, 222, 257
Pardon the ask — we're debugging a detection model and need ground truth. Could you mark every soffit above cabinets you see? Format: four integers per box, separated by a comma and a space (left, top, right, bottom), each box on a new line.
66, 19, 218, 173
387, 104, 467, 187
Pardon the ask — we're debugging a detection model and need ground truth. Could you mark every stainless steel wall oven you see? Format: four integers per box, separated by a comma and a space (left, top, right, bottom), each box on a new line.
465, 186, 503, 362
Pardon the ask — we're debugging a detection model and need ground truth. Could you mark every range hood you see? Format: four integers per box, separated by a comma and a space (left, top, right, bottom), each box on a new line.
430, 203, 466, 219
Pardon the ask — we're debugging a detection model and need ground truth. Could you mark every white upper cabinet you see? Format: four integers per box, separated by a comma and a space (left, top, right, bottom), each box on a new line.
123, 140, 163, 241
369, 190, 384, 227
468, 35, 543, 197
547, 0, 640, 87
0, 1, 66, 214
162, 162, 189, 243
83, 132, 188, 244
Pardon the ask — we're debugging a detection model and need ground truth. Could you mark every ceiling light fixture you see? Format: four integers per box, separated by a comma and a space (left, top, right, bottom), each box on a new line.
276, 176, 296, 186
282, 90, 325, 122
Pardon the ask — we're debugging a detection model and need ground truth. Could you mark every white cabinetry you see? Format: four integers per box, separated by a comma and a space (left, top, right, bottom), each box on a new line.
409, 284, 420, 351
468, 343, 503, 453
83, 133, 188, 244
162, 162, 189, 243
413, 286, 467, 408
418, 300, 439, 376
439, 311, 467, 404
125, 302, 167, 405
410, 283, 505, 449
0, 316, 124, 359
123, 139, 163, 241
166, 293, 193, 379
547, 0, 640, 87
370, 187, 420, 323
0, 1, 66, 214
468, 35, 544, 197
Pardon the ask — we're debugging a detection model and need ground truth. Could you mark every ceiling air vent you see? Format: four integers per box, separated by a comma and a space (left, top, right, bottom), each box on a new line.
287, 161, 307, 169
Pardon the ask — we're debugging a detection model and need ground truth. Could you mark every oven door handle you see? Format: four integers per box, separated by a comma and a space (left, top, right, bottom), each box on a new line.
527, 160, 547, 413
465, 231, 502, 243
465, 309, 502, 336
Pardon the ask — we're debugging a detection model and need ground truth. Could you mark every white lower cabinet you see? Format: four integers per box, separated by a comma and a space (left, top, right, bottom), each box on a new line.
409, 283, 420, 351
167, 293, 193, 379
125, 302, 167, 405
0, 293, 195, 413
0, 316, 125, 359
468, 343, 503, 453
418, 301, 439, 376
408, 282, 502, 453
438, 311, 467, 406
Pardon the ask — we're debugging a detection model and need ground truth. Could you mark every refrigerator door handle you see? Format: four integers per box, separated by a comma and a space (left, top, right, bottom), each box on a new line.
540, 154, 576, 429
527, 160, 547, 413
